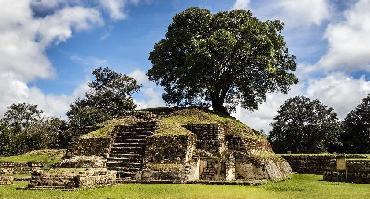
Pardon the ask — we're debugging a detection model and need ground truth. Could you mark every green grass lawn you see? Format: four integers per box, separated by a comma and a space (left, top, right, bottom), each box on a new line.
0, 174, 369, 199
0, 149, 65, 164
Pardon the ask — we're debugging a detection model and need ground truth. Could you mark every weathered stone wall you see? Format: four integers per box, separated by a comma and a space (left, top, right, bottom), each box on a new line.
28, 168, 116, 189
324, 159, 370, 183
143, 123, 291, 182
0, 162, 49, 174
68, 137, 112, 157
144, 135, 192, 163
58, 156, 106, 168
142, 134, 195, 182
0, 175, 13, 185
185, 124, 225, 155
281, 154, 368, 174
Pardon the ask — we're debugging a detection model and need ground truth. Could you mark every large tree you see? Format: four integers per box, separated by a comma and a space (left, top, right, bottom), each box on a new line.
148, 7, 298, 115
67, 67, 141, 135
341, 94, 370, 153
269, 96, 342, 153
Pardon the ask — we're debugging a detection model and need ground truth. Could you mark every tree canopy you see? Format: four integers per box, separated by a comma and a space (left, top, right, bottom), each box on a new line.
67, 67, 141, 135
148, 7, 297, 115
269, 96, 341, 153
341, 94, 370, 153
0, 103, 66, 156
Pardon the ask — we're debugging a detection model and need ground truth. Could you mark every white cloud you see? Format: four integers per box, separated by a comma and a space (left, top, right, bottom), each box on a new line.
99, 0, 142, 20
233, 0, 330, 28
277, 0, 330, 27
318, 0, 370, 72
37, 6, 103, 46
0, 73, 89, 118
234, 72, 370, 133
0, 0, 110, 117
232, 0, 250, 10
232, 85, 302, 133
306, 72, 370, 118
129, 69, 165, 109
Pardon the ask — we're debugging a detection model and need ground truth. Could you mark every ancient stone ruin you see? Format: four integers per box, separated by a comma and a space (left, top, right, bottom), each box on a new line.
28, 156, 116, 189
61, 107, 291, 186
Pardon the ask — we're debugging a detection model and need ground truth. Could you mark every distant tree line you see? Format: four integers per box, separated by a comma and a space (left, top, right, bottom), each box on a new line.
268, 95, 370, 154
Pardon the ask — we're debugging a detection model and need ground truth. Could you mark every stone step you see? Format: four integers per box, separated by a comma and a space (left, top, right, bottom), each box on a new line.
109, 167, 142, 172
113, 142, 145, 147
115, 131, 153, 136
109, 151, 143, 156
107, 161, 143, 166
110, 148, 144, 154
114, 138, 146, 143
114, 135, 148, 142
108, 155, 143, 161
109, 153, 143, 157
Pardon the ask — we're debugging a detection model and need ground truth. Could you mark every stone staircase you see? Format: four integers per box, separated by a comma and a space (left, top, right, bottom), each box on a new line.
107, 122, 157, 181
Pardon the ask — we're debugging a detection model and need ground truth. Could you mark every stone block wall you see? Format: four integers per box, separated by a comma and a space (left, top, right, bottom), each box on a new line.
0, 162, 48, 174
0, 175, 14, 185
68, 137, 112, 157
280, 155, 333, 174
324, 159, 370, 184
185, 124, 225, 155
58, 156, 106, 168
281, 154, 368, 174
144, 135, 192, 164
28, 168, 116, 189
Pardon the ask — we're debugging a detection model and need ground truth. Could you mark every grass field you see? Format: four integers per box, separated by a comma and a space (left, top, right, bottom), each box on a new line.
0, 174, 369, 199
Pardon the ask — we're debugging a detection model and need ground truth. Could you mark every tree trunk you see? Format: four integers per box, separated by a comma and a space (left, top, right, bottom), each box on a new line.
211, 94, 229, 116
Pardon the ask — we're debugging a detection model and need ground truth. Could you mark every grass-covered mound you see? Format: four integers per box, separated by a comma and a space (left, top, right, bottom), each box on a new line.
81, 108, 265, 140
154, 108, 264, 139
0, 149, 66, 164
80, 118, 139, 139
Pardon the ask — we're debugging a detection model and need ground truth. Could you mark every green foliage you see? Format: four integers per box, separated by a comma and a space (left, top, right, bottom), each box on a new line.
341, 94, 370, 153
1, 103, 42, 133
148, 7, 297, 114
269, 96, 342, 153
0, 103, 68, 156
1, 174, 370, 198
0, 149, 65, 164
67, 67, 141, 135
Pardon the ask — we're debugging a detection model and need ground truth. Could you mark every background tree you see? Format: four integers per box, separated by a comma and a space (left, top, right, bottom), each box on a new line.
341, 94, 370, 153
148, 7, 297, 115
269, 96, 342, 153
0, 103, 67, 155
67, 67, 141, 135
1, 103, 42, 133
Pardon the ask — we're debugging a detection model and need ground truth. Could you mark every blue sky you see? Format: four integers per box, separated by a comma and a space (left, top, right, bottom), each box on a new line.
1, 0, 370, 132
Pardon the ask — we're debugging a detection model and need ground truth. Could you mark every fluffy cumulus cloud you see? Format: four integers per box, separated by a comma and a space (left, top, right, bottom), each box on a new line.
129, 70, 165, 109
233, 0, 330, 27
232, 0, 250, 10
235, 72, 370, 133
0, 0, 137, 117
306, 73, 370, 118
318, 0, 370, 71
276, 0, 330, 27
